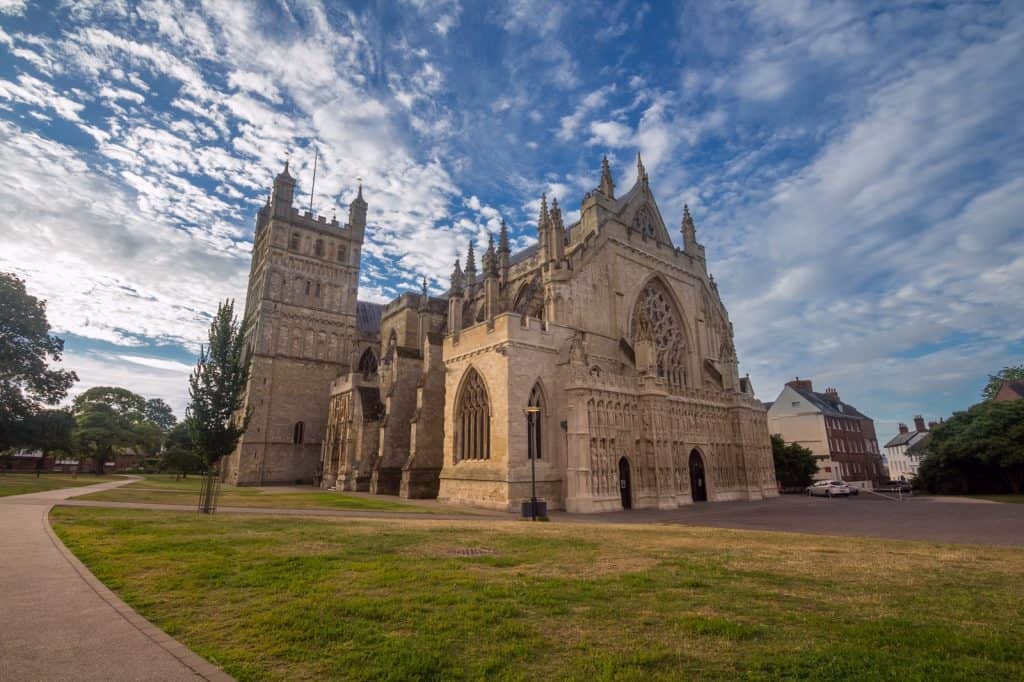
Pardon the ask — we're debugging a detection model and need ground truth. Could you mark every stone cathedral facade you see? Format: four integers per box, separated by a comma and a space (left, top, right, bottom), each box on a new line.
222, 157, 778, 512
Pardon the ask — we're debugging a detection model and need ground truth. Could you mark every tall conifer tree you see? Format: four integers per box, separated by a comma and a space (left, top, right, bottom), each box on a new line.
187, 300, 249, 512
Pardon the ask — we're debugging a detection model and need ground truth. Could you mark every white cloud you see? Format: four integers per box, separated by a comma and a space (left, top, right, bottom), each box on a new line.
0, 0, 26, 16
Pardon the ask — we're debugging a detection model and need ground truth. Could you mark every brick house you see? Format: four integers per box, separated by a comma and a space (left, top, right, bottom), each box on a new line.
767, 379, 884, 486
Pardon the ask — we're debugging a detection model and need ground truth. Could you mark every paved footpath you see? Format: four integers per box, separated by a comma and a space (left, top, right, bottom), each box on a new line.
0, 478, 232, 682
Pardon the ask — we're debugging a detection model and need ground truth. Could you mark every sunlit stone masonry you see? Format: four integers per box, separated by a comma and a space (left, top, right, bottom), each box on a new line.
221, 156, 778, 512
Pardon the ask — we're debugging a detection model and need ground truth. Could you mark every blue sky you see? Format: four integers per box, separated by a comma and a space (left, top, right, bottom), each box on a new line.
0, 0, 1021, 446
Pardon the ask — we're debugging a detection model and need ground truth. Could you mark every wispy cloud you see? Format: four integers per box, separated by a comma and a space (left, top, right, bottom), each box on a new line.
0, 0, 1020, 444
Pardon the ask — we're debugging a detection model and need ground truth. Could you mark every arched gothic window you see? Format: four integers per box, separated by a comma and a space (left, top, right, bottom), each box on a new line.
632, 278, 688, 388
455, 369, 490, 461
293, 421, 305, 444
633, 205, 657, 239
314, 239, 324, 256
357, 347, 378, 379
290, 233, 300, 250
527, 383, 544, 460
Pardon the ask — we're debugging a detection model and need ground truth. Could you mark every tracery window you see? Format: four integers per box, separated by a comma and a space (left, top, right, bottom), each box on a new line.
290, 233, 301, 250
633, 205, 657, 239
455, 368, 490, 461
632, 278, 688, 388
357, 347, 378, 379
527, 383, 544, 460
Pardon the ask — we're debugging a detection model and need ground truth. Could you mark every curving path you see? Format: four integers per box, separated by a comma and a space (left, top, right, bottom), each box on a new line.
0, 477, 232, 682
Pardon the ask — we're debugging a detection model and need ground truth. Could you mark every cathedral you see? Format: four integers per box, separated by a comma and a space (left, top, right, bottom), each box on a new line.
220, 155, 778, 512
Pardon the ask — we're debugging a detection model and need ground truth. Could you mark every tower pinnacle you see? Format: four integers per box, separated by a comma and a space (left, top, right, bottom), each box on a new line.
599, 155, 615, 198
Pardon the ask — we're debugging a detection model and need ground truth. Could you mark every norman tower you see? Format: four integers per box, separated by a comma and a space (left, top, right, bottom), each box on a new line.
221, 163, 366, 485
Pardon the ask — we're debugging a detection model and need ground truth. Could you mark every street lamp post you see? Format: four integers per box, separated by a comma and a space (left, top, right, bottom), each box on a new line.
524, 406, 541, 520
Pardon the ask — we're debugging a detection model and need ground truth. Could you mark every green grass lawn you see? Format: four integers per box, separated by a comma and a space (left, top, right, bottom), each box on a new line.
51, 508, 1024, 681
71, 474, 435, 513
0, 472, 114, 497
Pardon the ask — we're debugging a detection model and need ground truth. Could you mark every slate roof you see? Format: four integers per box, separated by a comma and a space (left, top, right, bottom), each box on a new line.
790, 386, 872, 421
355, 301, 383, 335
906, 433, 932, 455
883, 430, 927, 449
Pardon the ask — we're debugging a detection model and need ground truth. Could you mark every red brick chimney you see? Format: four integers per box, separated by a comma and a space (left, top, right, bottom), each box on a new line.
913, 415, 926, 432
823, 387, 840, 402
898, 423, 908, 434
786, 377, 813, 392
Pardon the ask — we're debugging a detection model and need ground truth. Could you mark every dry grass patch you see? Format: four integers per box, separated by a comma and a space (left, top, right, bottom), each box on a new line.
51, 508, 1024, 681
70, 474, 440, 513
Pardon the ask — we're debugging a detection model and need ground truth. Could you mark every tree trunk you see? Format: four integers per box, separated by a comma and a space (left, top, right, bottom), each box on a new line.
1008, 467, 1023, 495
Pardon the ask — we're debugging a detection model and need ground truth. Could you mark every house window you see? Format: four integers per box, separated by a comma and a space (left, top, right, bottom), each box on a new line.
455, 369, 490, 461
792, 401, 800, 407
293, 421, 304, 444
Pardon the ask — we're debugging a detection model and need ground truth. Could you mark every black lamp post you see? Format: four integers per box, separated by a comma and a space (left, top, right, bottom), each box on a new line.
524, 406, 541, 520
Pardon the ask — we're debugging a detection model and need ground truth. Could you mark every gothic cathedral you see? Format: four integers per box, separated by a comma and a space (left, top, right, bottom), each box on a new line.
221, 156, 778, 512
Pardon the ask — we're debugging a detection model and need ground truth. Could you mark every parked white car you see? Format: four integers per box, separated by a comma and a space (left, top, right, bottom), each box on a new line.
808, 480, 851, 497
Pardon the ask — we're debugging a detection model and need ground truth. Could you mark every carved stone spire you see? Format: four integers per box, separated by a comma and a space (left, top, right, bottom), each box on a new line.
498, 219, 510, 256
549, 197, 565, 262
464, 240, 477, 297
484, 233, 498, 278
537, 193, 550, 262
599, 155, 615, 198
448, 258, 464, 334
347, 181, 367, 237
272, 159, 297, 217
636, 152, 648, 188
682, 204, 697, 251
450, 258, 464, 296
420, 274, 429, 309
465, 240, 477, 276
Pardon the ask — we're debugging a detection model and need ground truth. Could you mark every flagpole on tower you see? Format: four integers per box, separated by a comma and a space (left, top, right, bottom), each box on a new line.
309, 146, 318, 212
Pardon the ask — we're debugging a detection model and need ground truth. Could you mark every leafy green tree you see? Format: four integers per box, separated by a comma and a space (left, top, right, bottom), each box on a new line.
982, 364, 1024, 401
144, 398, 177, 432
22, 408, 75, 473
160, 420, 203, 478
0, 272, 77, 450
187, 300, 249, 511
71, 387, 156, 474
917, 400, 1024, 494
771, 434, 818, 489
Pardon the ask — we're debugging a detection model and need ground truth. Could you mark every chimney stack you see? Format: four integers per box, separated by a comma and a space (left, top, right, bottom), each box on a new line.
898, 423, 909, 434
927, 420, 938, 430
914, 415, 927, 432
824, 387, 840, 402
786, 377, 813, 392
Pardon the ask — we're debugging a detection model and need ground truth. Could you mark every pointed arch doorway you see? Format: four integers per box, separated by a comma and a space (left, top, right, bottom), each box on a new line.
689, 450, 708, 502
618, 457, 632, 510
